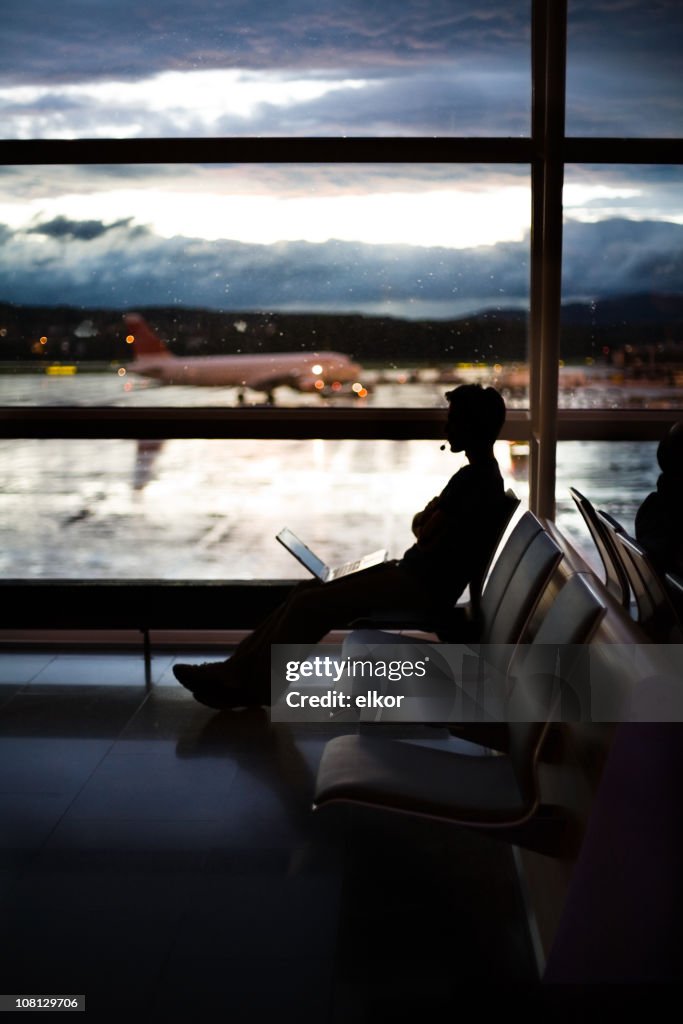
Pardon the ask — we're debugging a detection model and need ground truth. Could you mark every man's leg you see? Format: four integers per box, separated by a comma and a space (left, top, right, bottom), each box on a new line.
174, 563, 432, 706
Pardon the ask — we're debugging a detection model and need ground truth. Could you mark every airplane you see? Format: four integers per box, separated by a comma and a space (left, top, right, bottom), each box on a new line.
123, 313, 367, 399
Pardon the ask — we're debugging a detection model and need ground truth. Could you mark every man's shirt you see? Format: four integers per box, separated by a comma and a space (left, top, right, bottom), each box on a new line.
400, 458, 506, 604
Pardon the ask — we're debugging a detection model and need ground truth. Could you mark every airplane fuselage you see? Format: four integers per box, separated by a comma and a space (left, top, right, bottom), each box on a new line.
130, 351, 362, 390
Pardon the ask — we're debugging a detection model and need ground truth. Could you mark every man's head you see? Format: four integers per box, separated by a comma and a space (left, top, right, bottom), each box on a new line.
657, 420, 683, 478
444, 384, 506, 453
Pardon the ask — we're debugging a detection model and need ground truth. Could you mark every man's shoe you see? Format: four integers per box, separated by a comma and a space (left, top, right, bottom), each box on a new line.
173, 661, 232, 692
190, 680, 259, 710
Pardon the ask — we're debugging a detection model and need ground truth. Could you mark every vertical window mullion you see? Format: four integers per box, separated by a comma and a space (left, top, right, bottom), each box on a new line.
530, 0, 567, 518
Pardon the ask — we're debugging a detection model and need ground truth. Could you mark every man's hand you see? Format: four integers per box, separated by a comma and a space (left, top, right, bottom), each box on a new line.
411, 496, 440, 538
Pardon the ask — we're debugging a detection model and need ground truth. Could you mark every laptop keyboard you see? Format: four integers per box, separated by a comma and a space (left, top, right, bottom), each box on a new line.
331, 559, 362, 579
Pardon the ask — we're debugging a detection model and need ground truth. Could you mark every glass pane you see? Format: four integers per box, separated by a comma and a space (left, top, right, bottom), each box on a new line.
556, 440, 658, 572
2, 1, 530, 139
0, 164, 530, 408
567, 0, 683, 137
560, 165, 683, 410
0, 438, 522, 579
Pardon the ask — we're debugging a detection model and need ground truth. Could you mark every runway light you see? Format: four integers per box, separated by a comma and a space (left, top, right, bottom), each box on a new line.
311, 363, 323, 375
118, 367, 126, 377
314, 379, 325, 390
126, 334, 135, 344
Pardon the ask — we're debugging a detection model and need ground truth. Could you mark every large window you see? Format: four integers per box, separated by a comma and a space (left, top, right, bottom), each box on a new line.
0, 163, 530, 408
2, 0, 682, 589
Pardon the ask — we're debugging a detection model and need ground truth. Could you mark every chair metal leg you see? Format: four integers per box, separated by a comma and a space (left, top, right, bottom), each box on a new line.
142, 627, 152, 689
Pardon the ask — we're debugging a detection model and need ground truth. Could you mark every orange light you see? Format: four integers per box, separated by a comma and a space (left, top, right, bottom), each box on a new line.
39, 336, 47, 345
126, 334, 135, 344
331, 380, 342, 391
357, 387, 368, 398
493, 363, 502, 373
314, 379, 325, 390
117, 367, 126, 377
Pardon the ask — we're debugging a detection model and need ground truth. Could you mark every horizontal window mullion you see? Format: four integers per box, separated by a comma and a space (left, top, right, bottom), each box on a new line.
563, 138, 683, 164
0, 137, 535, 165
2, 407, 682, 441
0, 406, 531, 441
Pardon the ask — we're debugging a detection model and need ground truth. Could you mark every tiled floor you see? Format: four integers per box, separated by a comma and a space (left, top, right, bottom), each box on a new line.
0, 648, 537, 1018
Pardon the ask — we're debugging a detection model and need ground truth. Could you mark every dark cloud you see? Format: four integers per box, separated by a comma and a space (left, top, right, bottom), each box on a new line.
566, 0, 683, 135
562, 219, 683, 297
0, 215, 681, 318
26, 216, 135, 241
2, 1, 528, 83
4, 2, 680, 137
214, 63, 529, 137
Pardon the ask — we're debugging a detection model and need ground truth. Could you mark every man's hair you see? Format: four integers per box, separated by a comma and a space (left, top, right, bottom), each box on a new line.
445, 384, 506, 444
657, 420, 683, 476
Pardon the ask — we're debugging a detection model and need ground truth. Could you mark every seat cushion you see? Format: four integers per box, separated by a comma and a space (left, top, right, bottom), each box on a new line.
314, 734, 531, 825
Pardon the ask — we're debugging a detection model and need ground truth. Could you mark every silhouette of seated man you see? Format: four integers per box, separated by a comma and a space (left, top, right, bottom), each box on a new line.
635, 420, 683, 576
173, 383, 508, 708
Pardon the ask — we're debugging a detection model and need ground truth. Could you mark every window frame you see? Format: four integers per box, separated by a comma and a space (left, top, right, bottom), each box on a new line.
1, 0, 682, 585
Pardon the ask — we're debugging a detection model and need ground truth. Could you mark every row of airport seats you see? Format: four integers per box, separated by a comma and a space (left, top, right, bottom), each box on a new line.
312, 506, 683, 979
570, 486, 683, 642
313, 511, 607, 853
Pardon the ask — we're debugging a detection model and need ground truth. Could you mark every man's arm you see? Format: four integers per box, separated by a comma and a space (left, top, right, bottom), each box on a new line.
415, 506, 450, 551
411, 496, 440, 538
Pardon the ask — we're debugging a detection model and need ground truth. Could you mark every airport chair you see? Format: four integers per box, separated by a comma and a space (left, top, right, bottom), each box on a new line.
313, 574, 606, 855
342, 513, 563, 745
665, 571, 683, 619
419, 509, 562, 658
351, 493, 526, 641
474, 511, 561, 652
569, 487, 630, 607
597, 511, 683, 642
464, 488, 521, 625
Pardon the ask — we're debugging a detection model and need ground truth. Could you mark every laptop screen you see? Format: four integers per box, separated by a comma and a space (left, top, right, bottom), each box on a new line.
276, 528, 327, 579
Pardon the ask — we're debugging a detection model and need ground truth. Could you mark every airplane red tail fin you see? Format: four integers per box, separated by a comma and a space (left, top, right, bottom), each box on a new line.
124, 313, 171, 358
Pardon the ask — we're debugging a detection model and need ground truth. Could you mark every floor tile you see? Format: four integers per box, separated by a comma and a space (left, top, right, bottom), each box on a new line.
0, 687, 145, 739
64, 749, 240, 821
41, 817, 219, 865
0, 652, 56, 684
29, 652, 156, 688
169, 873, 342, 961
154, 956, 335, 1019
0, 738, 111, 796
0, 793, 75, 868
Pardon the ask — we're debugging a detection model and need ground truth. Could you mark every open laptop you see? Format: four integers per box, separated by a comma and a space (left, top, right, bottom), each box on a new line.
276, 527, 388, 582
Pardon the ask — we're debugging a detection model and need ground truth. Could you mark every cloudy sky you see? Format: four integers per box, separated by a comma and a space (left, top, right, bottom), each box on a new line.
0, 2, 681, 318
2, 1, 681, 138
2, 0, 531, 138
